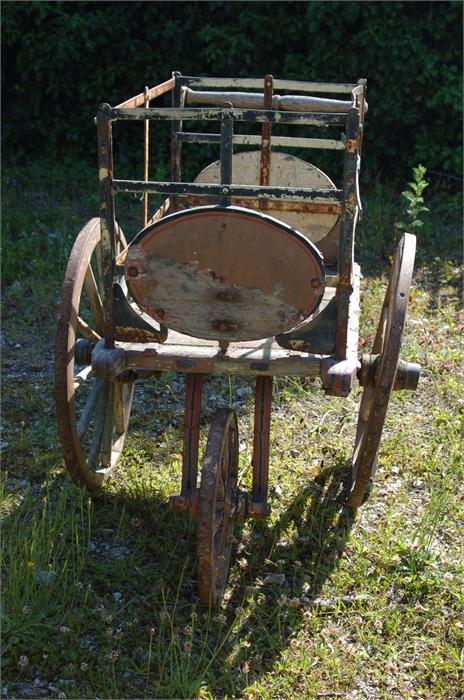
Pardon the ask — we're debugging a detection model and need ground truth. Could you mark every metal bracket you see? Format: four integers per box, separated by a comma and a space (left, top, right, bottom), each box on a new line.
114, 282, 167, 343
275, 296, 337, 354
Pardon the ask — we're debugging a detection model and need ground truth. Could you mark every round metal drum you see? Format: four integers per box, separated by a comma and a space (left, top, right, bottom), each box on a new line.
125, 206, 325, 342
193, 151, 339, 242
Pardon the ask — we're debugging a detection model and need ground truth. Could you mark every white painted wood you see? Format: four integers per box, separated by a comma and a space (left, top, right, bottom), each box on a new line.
184, 89, 353, 112
184, 77, 357, 93
194, 151, 339, 241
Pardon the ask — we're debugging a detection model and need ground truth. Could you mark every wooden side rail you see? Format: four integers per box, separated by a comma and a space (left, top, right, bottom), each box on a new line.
109, 107, 345, 127
115, 77, 175, 109
183, 88, 354, 113
172, 132, 345, 150
177, 75, 358, 94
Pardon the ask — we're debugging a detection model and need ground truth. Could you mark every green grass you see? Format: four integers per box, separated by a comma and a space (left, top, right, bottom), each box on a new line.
1, 160, 463, 699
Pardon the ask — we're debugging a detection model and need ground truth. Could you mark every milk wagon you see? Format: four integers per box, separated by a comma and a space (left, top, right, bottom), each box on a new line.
55, 73, 420, 607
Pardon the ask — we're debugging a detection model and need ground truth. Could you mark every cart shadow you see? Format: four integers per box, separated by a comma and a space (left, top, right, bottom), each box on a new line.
219, 460, 355, 690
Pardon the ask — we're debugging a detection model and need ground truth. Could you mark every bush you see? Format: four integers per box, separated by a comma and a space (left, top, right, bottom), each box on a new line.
2, 1, 462, 182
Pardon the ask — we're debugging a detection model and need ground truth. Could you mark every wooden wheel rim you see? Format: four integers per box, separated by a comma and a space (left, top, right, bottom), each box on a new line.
54, 218, 133, 489
348, 233, 416, 508
197, 409, 239, 608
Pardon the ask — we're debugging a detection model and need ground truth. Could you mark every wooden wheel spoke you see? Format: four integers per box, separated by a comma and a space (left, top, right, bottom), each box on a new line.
77, 376, 105, 439
113, 382, 134, 434
100, 384, 115, 468
73, 365, 93, 391
77, 316, 100, 343
87, 385, 108, 469
84, 264, 104, 334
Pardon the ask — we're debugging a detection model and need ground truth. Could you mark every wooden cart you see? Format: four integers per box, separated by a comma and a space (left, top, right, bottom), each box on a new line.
55, 73, 420, 607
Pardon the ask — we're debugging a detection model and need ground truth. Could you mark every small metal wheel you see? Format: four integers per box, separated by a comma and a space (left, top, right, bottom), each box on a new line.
197, 408, 239, 608
55, 218, 133, 490
347, 233, 417, 508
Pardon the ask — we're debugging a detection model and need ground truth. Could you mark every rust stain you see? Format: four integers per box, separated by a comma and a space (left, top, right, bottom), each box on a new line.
185, 196, 341, 215
115, 326, 165, 343
211, 319, 241, 332
346, 139, 357, 152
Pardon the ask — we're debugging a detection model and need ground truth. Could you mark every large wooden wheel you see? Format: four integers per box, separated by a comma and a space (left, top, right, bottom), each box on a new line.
197, 409, 239, 608
347, 233, 417, 508
54, 218, 134, 490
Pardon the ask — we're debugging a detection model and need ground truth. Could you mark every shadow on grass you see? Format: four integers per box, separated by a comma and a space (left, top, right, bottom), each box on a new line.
2, 443, 354, 699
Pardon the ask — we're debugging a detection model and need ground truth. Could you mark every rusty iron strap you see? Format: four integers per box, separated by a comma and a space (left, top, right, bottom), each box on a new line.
259, 74, 273, 211
112, 179, 343, 202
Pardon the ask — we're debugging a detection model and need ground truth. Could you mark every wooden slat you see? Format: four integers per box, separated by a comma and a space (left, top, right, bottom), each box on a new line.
178, 76, 357, 93
110, 107, 346, 127
184, 89, 353, 112
123, 334, 324, 377
174, 132, 345, 150
115, 77, 175, 109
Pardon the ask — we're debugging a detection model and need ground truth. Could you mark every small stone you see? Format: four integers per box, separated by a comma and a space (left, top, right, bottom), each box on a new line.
109, 546, 129, 561
391, 466, 400, 475
36, 570, 55, 583
113, 592, 122, 601
412, 479, 424, 490
263, 573, 286, 585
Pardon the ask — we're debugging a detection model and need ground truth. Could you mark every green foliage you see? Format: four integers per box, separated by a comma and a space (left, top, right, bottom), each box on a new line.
396, 164, 430, 233
2, 1, 462, 180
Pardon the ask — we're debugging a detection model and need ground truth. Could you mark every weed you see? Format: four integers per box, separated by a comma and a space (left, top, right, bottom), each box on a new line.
396, 164, 430, 235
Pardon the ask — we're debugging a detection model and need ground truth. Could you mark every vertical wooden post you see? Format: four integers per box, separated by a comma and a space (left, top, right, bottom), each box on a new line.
336, 108, 360, 358
356, 78, 367, 155
181, 374, 205, 499
96, 104, 116, 349
250, 375, 273, 516
220, 102, 233, 206
170, 71, 183, 213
